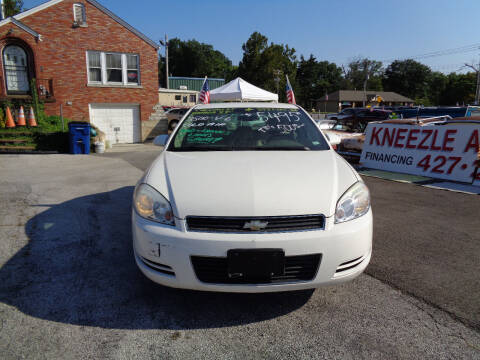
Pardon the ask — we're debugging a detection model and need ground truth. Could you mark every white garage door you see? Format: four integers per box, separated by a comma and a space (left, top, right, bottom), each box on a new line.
90, 104, 141, 144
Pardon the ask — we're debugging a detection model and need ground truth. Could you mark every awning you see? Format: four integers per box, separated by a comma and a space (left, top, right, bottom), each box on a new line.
210, 77, 278, 102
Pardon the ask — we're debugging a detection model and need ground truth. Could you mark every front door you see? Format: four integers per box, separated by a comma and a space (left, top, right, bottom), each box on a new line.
3, 45, 29, 93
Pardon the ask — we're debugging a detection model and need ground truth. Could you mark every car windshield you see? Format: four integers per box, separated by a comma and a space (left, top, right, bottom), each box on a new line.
168, 107, 330, 151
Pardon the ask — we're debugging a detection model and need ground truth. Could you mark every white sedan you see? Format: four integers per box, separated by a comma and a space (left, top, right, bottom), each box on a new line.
133, 102, 372, 292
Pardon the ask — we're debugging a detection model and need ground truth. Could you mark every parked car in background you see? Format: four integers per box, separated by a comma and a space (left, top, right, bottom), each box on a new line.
322, 109, 390, 160
326, 108, 357, 120
393, 106, 480, 119
134, 102, 372, 292
329, 108, 391, 133
316, 119, 337, 130
165, 107, 190, 131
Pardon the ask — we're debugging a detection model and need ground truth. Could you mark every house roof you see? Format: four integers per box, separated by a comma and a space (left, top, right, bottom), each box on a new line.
5, 17, 42, 39
0, 0, 158, 49
318, 90, 414, 103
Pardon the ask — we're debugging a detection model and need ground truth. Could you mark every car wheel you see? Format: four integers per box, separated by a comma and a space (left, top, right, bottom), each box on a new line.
168, 120, 179, 131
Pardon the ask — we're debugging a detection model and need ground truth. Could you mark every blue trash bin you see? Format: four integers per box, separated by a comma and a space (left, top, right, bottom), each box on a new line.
68, 122, 91, 154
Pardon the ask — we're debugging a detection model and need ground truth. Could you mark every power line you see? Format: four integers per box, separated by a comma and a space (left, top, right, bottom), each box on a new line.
337, 43, 480, 75
381, 42, 480, 63
430, 63, 473, 72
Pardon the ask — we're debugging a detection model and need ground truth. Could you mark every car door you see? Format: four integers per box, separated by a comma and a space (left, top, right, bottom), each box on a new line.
338, 108, 354, 120
353, 110, 372, 132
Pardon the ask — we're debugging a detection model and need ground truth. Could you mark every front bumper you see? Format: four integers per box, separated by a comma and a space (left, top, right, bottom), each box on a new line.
132, 210, 373, 293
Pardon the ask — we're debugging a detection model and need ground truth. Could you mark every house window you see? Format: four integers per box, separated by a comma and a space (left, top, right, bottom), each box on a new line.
3, 45, 30, 93
126, 55, 139, 83
106, 53, 122, 83
183, 96, 187, 103
174, 95, 181, 100
87, 51, 140, 86
189, 94, 196, 103
88, 51, 101, 82
73, 3, 86, 24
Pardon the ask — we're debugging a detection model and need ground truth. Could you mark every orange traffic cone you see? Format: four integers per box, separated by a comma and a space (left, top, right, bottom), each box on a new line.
17, 106, 26, 126
5, 107, 15, 128
28, 107, 37, 127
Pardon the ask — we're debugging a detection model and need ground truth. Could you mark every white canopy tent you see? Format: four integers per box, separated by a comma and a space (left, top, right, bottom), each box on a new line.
209, 77, 278, 102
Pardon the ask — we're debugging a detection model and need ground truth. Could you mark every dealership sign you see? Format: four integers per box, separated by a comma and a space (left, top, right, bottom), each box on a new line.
360, 123, 480, 184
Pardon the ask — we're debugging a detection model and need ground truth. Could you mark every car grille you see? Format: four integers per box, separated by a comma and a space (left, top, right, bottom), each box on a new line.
191, 254, 321, 284
186, 215, 325, 232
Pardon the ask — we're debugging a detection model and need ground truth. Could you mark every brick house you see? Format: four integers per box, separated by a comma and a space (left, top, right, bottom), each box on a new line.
0, 0, 163, 143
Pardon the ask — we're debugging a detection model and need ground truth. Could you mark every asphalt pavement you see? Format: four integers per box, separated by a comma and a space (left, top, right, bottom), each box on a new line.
0, 150, 479, 359
364, 176, 480, 330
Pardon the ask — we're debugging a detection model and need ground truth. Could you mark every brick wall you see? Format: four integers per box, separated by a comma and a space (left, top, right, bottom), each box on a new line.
0, 0, 159, 139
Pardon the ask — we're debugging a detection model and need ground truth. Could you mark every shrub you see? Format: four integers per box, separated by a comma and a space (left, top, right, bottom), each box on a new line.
36, 115, 72, 132
0, 108, 4, 128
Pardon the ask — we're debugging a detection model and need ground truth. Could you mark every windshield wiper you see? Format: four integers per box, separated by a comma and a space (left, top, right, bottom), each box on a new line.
245, 146, 310, 151
172, 146, 310, 151
172, 146, 233, 152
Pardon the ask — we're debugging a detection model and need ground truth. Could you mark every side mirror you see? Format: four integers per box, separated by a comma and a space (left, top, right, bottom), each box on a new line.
153, 134, 169, 146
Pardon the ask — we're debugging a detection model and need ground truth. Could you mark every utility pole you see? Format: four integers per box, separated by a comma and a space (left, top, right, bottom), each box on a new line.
477, 67, 480, 105
464, 50, 480, 105
476, 55, 480, 105
273, 69, 282, 95
159, 34, 169, 89
362, 59, 370, 108
363, 74, 368, 107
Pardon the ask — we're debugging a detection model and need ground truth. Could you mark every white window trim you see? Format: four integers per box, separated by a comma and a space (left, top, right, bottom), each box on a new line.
73, 3, 86, 24
86, 51, 140, 86
86, 50, 101, 84
126, 54, 140, 85
104, 52, 123, 85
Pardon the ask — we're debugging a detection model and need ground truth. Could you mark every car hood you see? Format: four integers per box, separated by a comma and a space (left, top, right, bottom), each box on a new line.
145, 151, 359, 219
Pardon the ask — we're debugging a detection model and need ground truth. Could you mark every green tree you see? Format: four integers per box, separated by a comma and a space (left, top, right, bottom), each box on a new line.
161, 38, 233, 83
440, 72, 477, 105
383, 59, 431, 101
3, 0, 23, 17
237, 32, 297, 102
296, 55, 342, 109
343, 58, 383, 91
427, 71, 447, 105
237, 32, 268, 83
226, 65, 238, 81
158, 54, 165, 87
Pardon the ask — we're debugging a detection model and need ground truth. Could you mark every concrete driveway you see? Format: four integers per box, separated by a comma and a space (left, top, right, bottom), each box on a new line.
0, 153, 479, 359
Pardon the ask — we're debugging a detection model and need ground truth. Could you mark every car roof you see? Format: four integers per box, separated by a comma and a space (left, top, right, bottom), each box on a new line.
193, 102, 299, 110
168, 108, 188, 112
348, 108, 391, 113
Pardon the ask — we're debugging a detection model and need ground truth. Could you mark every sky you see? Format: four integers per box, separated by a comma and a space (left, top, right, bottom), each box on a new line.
23, 0, 480, 73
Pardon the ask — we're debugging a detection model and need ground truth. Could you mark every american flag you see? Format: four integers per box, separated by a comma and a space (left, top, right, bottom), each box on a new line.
198, 77, 210, 104
286, 75, 296, 104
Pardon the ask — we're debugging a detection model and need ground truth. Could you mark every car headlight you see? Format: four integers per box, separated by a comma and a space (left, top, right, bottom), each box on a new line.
335, 182, 370, 223
133, 183, 175, 226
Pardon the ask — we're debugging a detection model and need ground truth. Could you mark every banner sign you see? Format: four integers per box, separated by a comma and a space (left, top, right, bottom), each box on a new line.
360, 123, 480, 184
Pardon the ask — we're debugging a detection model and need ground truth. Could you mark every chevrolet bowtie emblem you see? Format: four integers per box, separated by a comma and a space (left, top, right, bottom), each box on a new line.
243, 220, 268, 231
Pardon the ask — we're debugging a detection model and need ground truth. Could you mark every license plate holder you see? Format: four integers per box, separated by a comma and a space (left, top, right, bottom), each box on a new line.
227, 249, 285, 279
